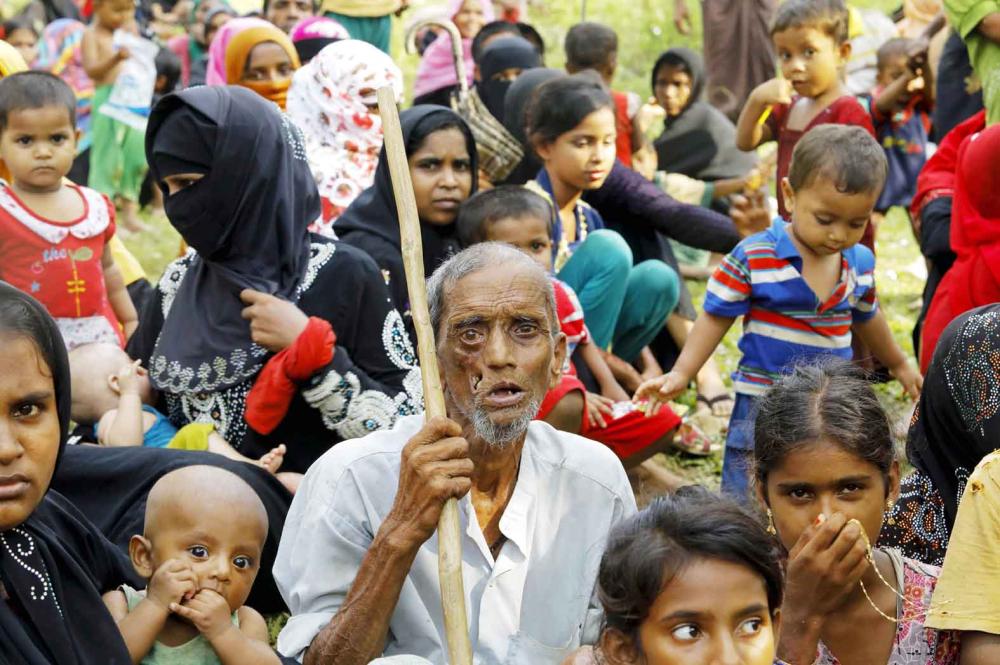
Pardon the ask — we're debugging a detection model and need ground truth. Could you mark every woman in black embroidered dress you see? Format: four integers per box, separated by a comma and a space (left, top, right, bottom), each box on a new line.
880, 304, 1000, 565
128, 86, 422, 474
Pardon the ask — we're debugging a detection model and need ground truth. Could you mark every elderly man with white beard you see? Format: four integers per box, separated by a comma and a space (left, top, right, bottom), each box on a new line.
273, 243, 637, 665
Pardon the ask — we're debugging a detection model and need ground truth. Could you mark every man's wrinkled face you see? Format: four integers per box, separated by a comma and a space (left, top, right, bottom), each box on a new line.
438, 264, 566, 448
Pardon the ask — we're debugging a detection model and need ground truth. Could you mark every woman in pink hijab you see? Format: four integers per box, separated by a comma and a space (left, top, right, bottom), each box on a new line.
205, 16, 273, 86
412, 0, 494, 107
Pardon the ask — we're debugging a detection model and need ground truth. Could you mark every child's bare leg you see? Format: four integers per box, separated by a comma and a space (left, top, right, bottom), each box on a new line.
542, 390, 584, 433
275, 472, 302, 494
206, 433, 285, 474
666, 315, 733, 417
627, 458, 687, 504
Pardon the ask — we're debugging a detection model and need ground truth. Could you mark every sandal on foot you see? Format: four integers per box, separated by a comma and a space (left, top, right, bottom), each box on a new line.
671, 417, 716, 457
696, 393, 735, 418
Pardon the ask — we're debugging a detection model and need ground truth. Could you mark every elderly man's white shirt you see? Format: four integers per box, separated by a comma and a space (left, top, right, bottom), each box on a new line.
274, 415, 637, 664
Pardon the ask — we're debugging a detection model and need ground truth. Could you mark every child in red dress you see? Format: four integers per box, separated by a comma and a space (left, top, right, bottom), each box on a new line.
736, 0, 876, 232
0, 71, 136, 349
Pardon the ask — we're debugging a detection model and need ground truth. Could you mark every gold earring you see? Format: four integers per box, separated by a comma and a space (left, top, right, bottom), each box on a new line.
885, 499, 896, 526
766, 508, 777, 535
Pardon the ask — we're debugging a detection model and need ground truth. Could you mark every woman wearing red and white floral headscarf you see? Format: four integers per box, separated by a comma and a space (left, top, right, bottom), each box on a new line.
286, 39, 402, 236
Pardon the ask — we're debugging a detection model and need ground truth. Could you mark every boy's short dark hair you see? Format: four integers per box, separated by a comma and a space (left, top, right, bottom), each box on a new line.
155, 47, 182, 95
564, 22, 617, 73
788, 124, 888, 195
456, 186, 553, 248
877, 37, 912, 70
770, 0, 849, 45
0, 71, 77, 132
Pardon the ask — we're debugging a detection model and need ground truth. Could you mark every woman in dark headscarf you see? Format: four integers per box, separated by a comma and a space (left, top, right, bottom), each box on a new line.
651, 47, 757, 182
475, 35, 540, 120
500, 67, 559, 186
336, 105, 478, 334
128, 86, 421, 474
0, 282, 135, 664
880, 304, 1000, 566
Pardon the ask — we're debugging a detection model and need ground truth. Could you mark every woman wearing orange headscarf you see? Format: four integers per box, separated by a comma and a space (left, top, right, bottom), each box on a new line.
224, 24, 300, 110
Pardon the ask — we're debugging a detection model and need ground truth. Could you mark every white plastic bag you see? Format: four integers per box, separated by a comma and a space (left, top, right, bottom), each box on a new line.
98, 31, 159, 131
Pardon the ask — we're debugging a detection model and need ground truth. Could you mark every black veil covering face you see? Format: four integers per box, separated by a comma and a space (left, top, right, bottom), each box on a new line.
0, 282, 134, 665
477, 36, 541, 120
144, 85, 320, 395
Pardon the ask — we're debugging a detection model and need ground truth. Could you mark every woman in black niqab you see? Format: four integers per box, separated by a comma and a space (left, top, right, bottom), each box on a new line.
476, 35, 541, 120
0, 282, 135, 665
129, 86, 420, 472
143, 85, 316, 398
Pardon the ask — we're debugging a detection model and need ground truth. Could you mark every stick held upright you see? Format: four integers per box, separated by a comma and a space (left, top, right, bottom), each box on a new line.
376, 85, 473, 665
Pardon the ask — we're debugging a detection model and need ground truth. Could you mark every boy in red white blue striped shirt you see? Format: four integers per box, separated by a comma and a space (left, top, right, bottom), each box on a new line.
635, 125, 922, 500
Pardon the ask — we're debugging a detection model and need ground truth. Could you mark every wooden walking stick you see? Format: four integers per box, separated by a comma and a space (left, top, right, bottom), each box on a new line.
377, 85, 473, 665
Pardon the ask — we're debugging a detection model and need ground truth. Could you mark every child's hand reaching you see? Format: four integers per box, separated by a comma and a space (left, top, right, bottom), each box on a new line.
585, 392, 614, 429
633, 370, 689, 417
890, 362, 923, 400
145, 559, 197, 611
170, 589, 234, 641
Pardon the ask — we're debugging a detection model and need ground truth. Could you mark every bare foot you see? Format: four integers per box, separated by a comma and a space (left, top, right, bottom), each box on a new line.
257, 444, 286, 474
694, 362, 734, 418
628, 458, 687, 505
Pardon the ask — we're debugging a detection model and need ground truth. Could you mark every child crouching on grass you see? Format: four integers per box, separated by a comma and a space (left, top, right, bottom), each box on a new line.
636, 125, 922, 501
102, 466, 281, 664
457, 186, 689, 494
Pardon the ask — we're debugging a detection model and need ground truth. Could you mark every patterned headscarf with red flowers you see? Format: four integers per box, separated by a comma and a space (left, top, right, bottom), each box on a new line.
287, 39, 403, 236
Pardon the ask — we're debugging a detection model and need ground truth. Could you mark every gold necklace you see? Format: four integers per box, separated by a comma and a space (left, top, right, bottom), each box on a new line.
848, 518, 923, 624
